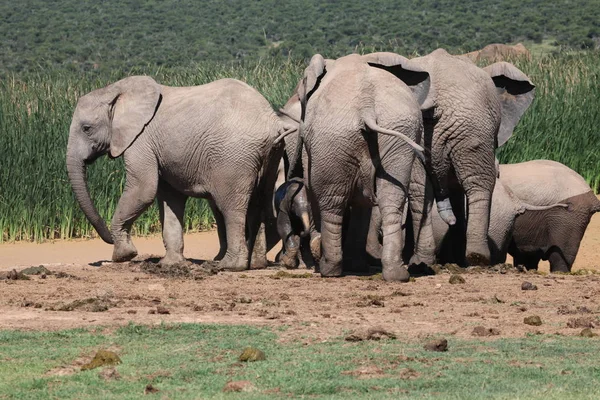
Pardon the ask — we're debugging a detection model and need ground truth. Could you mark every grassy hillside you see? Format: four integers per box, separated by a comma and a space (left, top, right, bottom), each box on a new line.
0, 52, 598, 242
1, 0, 599, 74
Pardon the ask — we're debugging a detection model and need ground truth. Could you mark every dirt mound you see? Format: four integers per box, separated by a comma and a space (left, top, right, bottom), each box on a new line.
136, 259, 219, 279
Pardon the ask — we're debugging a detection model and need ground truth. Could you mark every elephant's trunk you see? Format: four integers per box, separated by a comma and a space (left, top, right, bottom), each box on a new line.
299, 209, 311, 238
66, 155, 114, 244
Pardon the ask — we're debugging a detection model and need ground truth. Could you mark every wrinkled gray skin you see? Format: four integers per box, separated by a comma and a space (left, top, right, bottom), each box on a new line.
274, 177, 320, 269
67, 76, 286, 271
500, 160, 600, 272
289, 52, 436, 282
431, 177, 568, 265
405, 49, 536, 266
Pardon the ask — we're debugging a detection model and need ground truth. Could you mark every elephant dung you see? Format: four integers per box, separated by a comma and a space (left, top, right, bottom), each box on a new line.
471, 326, 501, 337
521, 281, 538, 290
449, 275, 466, 284
423, 338, 448, 352
579, 328, 598, 338
239, 347, 265, 362
523, 316, 543, 326
81, 350, 122, 371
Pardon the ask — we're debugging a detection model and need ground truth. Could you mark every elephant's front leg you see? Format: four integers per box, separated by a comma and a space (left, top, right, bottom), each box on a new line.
377, 176, 410, 282
157, 181, 188, 266
111, 164, 159, 262
408, 160, 436, 266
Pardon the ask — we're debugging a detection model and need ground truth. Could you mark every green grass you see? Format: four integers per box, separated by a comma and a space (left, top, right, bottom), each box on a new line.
0, 52, 598, 242
1, 323, 600, 399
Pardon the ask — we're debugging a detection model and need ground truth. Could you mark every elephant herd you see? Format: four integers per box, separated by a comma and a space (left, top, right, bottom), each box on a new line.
67, 48, 600, 282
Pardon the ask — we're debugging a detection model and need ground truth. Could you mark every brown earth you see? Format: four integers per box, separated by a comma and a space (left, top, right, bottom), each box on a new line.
0, 212, 598, 341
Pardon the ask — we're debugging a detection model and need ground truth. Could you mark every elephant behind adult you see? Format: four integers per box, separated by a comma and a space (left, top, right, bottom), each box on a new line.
67, 76, 288, 271
500, 160, 600, 272
289, 52, 436, 281
397, 49, 536, 266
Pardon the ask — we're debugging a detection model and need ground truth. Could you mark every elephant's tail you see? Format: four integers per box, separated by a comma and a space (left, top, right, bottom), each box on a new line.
274, 124, 298, 144
287, 122, 305, 180
592, 197, 600, 213
520, 202, 569, 213
363, 117, 426, 162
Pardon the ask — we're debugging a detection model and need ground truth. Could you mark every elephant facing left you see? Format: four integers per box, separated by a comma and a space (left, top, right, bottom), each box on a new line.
66, 76, 288, 271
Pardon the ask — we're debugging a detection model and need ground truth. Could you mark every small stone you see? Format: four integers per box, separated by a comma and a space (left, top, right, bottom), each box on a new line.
524, 315, 542, 326
424, 338, 448, 352
239, 347, 265, 362
579, 328, 597, 338
81, 350, 122, 371
126, 310, 137, 314
148, 309, 156, 314
223, 380, 256, 392
521, 281, 538, 290
472, 326, 501, 337
449, 275, 465, 284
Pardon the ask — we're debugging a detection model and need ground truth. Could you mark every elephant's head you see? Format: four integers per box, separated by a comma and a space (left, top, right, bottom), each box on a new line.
483, 62, 535, 147
66, 76, 162, 244
275, 178, 312, 237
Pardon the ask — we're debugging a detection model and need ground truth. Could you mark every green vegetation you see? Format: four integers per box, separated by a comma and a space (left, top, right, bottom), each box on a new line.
1, 323, 600, 399
1, 0, 599, 74
1, 52, 598, 242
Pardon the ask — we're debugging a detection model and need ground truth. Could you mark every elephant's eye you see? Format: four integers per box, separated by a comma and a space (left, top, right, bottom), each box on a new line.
82, 125, 92, 134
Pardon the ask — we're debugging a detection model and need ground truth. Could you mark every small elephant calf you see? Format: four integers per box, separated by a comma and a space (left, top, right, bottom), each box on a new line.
274, 178, 320, 269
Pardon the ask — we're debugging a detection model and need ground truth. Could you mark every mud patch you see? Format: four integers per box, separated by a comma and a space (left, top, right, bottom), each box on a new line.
51, 296, 117, 312
138, 260, 218, 279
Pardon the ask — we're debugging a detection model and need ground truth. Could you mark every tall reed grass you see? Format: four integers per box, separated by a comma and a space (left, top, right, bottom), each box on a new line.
0, 53, 597, 242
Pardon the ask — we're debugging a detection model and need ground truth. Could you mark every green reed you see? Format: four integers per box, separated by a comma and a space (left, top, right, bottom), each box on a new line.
0, 53, 596, 242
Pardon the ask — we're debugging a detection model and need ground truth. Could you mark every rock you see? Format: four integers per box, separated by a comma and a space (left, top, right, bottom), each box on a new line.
471, 326, 501, 337
449, 275, 465, 284
81, 350, 122, 371
223, 380, 256, 392
521, 281, 538, 290
423, 338, 448, 352
579, 328, 597, 338
3, 269, 30, 280
239, 347, 265, 362
524, 316, 542, 326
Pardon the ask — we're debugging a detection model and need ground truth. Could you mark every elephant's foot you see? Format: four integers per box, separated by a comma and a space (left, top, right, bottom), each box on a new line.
213, 248, 227, 261
409, 251, 436, 267
159, 252, 186, 267
249, 254, 268, 270
548, 250, 571, 273
465, 252, 490, 266
319, 258, 342, 277
280, 251, 299, 270
310, 235, 322, 262
382, 263, 410, 282
112, 242, 138, 263
218, 252, 248, 272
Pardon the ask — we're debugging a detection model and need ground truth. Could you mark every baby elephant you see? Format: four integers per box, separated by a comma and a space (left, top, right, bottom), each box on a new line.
500, 160, 600, 272
274, 178, 320, 269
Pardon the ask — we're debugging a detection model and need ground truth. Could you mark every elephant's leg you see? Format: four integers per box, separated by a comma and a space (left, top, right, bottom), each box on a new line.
319, 211, 345, 277
111, 165, 159, 262
277, 212, 300, 269
299, 237, 314, 269
408, 161, 436, 266
208, 199, 227, 261
451, 144, 495, 266
343, 206, 372, 273
377, 177, 410, 282
547, 247, 571, 273
246, 191, 268, 270
213, 186, 252, 271
157, 181, 188, 266
366, 205, 382, 262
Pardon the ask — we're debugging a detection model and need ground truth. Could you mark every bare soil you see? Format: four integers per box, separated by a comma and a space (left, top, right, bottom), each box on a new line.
0, 212, 598, 341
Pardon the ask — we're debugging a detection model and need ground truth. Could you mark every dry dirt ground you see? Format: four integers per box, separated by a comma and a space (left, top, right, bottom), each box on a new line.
0, 212, 599, 341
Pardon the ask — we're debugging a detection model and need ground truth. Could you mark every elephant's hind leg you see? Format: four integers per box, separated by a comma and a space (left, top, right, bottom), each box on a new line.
157, 181, 188, 266
208, 199, 227, 261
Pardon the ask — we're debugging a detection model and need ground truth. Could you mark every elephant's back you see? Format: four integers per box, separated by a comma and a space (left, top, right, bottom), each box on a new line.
500, 160, 592, 204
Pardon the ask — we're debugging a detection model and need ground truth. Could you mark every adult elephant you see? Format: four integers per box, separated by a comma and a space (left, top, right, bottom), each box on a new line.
67, 76, 289, 271
288, 52, 436, 282
397, 49, 536, 267
501, 160, 600, 272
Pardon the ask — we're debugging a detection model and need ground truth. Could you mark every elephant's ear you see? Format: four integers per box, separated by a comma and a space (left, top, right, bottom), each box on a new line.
484, 62, 535, 147
363, 52, 435, 111
108, 76, 162, 158
297, 54, 327, 120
